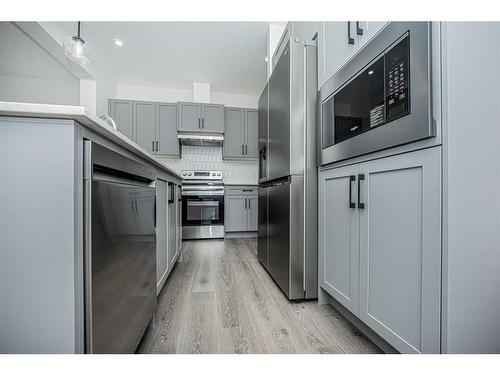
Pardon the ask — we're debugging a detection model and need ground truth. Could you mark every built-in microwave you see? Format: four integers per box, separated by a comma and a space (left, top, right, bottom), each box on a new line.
318, 22, 434, 165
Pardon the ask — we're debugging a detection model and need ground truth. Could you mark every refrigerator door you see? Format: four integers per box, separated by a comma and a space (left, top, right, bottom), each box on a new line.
268, 41, 291, 180
267, 178, 290, 296
257, 186, 268, 269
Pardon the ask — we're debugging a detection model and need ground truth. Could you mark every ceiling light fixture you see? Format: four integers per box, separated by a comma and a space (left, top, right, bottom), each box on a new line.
114, 39, 124, 47
264, 56, 269, 62
63, 21, 92, 65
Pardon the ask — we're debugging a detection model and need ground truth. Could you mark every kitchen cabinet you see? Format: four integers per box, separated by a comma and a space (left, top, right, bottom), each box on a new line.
178, 102, 224, 133
168, 182, 178, 268
109, 99, 133, 139
157, 103, 180, 156
109, 100, 179, 157
318, 164, 360, 315
317, 21, 388, 89
156, 179, 169, 293
225, 186, 258, 232
134, 101, 156, 153
223, 107, 258, 159
318, 147, 441, 353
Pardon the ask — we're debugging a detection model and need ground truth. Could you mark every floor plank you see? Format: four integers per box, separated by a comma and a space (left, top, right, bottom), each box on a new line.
137, 238, 381, 354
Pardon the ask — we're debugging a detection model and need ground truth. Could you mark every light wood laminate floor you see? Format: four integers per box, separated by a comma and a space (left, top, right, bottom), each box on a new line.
137, 238, 381, 354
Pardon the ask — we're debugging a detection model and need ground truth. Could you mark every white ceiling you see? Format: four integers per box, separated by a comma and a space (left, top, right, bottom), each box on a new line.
40, 22, 270, 95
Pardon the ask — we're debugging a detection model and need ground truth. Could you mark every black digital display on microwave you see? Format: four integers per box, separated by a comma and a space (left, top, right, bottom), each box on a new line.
322, 33, 411, 148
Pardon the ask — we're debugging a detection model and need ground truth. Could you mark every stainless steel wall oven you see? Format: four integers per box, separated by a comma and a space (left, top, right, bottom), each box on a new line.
318, 22, 434, 165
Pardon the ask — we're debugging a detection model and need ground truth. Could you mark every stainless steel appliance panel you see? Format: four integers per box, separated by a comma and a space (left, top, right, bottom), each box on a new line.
268, 41, 291, 180
257, 186, 268, 269
318, 22, 433, 165
182, 225, 224, 240
258, 82, 269, 152
90, 181, 156, 354
267, 178, 290, 296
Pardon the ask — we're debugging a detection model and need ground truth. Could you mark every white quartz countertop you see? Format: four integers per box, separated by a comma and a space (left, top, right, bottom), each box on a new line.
0, 101, 182, 179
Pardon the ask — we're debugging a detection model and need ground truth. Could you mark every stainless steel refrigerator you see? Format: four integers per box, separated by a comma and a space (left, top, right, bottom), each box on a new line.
258, 38, 317, 300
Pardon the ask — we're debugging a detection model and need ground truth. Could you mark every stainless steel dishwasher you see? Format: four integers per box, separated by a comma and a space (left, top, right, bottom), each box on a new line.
83, 141, 156, 354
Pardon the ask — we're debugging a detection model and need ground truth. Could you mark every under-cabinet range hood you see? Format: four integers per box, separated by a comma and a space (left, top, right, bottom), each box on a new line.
177, 133, 224, 147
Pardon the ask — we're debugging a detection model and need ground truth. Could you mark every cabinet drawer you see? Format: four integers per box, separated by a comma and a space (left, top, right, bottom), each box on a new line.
225, 186, 258, 196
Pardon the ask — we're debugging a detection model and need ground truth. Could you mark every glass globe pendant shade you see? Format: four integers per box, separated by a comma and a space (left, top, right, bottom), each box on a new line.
63, 22, 92, 65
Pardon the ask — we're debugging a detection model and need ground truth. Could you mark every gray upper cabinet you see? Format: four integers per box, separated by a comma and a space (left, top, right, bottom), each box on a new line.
224, 107, 258, 159
178, 102, 202, 132
245, 110, 258, 158
178, 102, 224, 133
224, 108, 245, 157
109, 99, 133, 139
157, 103, 179, 156
134, 101, 156, 153
358, 147, 441, 354
109, 100, 180, 157
202, 104, 224, 132
318, 146, 441, 354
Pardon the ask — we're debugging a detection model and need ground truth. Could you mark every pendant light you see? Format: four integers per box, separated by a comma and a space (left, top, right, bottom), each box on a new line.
63, 21, 92, 65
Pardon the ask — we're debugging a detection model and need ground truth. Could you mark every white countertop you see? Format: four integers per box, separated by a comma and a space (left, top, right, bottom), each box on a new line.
0, 101, 182, 179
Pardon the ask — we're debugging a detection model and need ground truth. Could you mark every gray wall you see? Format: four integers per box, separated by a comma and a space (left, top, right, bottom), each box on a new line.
0, 22, 79, 105
441, 22, 500, 354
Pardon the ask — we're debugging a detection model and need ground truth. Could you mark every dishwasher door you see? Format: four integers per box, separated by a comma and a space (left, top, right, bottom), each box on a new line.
88, 179, 156, 354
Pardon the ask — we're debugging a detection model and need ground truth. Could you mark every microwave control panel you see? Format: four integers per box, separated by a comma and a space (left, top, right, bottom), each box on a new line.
385, 34, 410, 122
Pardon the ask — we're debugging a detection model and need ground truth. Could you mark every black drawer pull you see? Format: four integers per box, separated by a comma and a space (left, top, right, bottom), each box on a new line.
349, 175, 356, 209
357, 174, 365, 209
347, 21, 355, 45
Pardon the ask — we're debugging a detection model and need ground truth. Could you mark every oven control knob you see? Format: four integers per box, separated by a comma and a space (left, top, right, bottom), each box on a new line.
182, 172, 187, 176
217, 172, 221, 176
188, 172, 192, 176
212, 172, 216, 176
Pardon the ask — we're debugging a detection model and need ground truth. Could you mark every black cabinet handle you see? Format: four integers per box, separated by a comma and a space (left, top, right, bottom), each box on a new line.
198, 118, 201, 128
357, 174, 365, 209
349, 175, 356, 209
356, 21, 363, 36
202, 118, 205, 128
152, 141, 155, 151
242, 145, 244, 155
245, 145, 248, 154
244, 197, 247, 209
248, 198, 251, 209
168, 183, 175, 204
156, 141, 159, 152
347, 21, 355, 45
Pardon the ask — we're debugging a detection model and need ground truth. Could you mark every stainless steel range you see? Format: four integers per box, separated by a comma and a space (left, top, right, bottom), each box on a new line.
181, 170, 224, 239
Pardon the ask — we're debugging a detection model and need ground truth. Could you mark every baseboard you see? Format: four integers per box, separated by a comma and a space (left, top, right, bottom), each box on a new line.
319, 287, 399, 354
225, 231, 258, 239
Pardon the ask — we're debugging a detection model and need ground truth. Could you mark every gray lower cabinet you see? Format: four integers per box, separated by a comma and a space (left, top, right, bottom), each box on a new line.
168, 182, 178, 268
318, 147, 441, 353
178, 102, 224, 133
156, 179, 169, 293
223, 107, 258, 159
109, 99, 134, 139
225, 186, 258, 232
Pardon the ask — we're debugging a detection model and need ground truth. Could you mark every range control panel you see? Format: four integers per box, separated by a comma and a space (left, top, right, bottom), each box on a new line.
385, 34, 410, 121
181, 170, 222, 180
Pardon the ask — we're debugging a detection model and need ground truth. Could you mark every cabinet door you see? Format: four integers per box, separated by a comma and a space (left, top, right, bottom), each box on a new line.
318, 164, 360, 315
245, 109, 258, 158
176, 186, 182, 257
134, 101, 156, 153
157, 103, 179, 156
168, 183, 178, 268
109, 99, 134, 139
224, 108, 245, 158
358, 147, 441, 354
156, 180, 169, 293
202, 104, 224, 133
247, 196, 258, 231
318, 22, 358, 88
225, 196, 248, 232
179, 102, 202, 132
356, 22, 388, 51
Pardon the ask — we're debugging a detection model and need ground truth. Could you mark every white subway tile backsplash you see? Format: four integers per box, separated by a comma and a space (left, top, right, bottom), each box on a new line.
156, 145, 258, 185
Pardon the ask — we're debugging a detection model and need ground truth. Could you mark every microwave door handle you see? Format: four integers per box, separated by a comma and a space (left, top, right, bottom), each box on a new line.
347, 22, 355, 45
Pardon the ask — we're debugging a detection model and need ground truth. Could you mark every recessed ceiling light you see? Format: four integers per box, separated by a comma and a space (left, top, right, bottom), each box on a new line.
264, 56, 269, 62
368, 70, 374, 75
114, 39, 124, 47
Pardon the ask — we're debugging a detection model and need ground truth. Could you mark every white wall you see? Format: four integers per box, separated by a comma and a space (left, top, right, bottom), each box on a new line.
115, 83, 259, 108
0, 22, 80, 106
